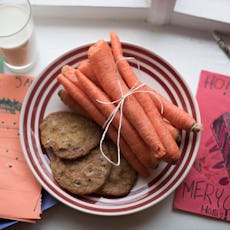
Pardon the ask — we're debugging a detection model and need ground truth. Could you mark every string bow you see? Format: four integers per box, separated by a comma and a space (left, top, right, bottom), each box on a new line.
97, 57, 163, 166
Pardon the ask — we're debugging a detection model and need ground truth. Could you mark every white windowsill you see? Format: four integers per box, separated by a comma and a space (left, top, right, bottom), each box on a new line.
30, 2, 230, 35
30, 0, 151, 8
175, 0, 230, 24
32, 5, 147, 20
4, 9, 230, 230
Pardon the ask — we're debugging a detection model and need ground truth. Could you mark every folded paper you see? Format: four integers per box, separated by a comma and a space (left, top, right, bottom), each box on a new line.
0, 74, 42, 221
0, 189, 58, 229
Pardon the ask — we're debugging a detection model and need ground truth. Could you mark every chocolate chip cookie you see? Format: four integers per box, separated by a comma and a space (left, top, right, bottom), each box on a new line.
98, 140, 137, 197
40, 111, 102, 160
50, 144, 112, 195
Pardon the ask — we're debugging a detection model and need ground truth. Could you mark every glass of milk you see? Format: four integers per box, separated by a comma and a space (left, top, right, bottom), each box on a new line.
0, 0, 37, 73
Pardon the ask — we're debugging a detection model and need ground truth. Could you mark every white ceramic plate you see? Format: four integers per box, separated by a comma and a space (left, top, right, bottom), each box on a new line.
20, 42, 201, 216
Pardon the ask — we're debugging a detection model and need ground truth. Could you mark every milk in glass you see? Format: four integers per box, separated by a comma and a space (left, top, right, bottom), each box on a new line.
0, 2, 36, 72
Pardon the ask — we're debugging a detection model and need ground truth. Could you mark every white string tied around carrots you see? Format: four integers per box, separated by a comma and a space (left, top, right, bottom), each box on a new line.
96, 57, 164, 166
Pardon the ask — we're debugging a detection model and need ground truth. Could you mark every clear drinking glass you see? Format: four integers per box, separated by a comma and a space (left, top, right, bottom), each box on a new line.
0, 0, 37, 73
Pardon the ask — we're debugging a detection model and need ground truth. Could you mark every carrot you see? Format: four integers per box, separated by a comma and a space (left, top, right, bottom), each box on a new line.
148, 87, 202, 132
110, 31, 202, 133
59, 87, 181, 146
61, 85, 181, 143
59, 86, 181, 146
142, 98, 181, 163
78, 60, 99, 86
57, 74, 151, 177
62, 65, 75, 75
58, 89, 91, 119
88, 40, 166, 159
60, 85, 181, 149
109, 31, 123, 60
74, 69, 158, 168
61, 62, 158, 167
61, 65, 77, 83
163, 120, 181, 144
110, 31, 182, 163
76, 61, 181, 141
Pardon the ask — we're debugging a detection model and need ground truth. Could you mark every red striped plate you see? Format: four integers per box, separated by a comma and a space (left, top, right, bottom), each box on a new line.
20, 42, 201, 216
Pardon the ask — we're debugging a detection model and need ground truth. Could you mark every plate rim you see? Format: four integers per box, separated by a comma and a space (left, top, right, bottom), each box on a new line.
19, 42, 201, 216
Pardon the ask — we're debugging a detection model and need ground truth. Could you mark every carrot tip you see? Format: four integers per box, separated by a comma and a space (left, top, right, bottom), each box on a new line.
152, 161, 159, 169
191, 123, 203, 132
176, 133, 182, 145
171, 159, 179, 165
58, 89, 62, 97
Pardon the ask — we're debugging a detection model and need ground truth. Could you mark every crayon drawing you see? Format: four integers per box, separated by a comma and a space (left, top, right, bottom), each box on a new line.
174, 71, 230, 222
0, 98, 22, 114
0, 74, 41, 222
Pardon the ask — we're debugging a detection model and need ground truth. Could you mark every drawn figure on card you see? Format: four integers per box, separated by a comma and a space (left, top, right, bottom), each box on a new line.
0, 98, 22, 114
211, 113, 230, 174
211, 112, 230, 185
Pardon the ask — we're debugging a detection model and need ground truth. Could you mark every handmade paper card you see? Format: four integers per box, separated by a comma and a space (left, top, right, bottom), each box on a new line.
174, 70, 230, 221
0, 74, 42, 221
0, 189, 58, 229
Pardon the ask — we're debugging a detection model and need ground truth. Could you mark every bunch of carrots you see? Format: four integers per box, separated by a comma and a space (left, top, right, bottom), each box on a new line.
57, 31, 202, 178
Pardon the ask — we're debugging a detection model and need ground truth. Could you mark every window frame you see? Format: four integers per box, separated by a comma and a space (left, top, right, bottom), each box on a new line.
31, 0, 149, 20
31, 0, 230, 34
147, 0, 230, 33
30, 0, 151, 7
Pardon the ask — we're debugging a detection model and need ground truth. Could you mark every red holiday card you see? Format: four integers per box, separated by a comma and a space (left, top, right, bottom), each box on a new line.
174, 70, 230, 221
